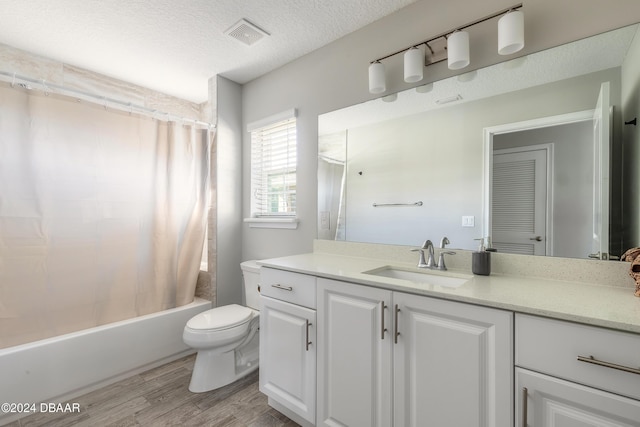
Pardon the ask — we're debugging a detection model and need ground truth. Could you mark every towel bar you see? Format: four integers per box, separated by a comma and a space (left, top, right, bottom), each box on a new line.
372, 201, 423, 207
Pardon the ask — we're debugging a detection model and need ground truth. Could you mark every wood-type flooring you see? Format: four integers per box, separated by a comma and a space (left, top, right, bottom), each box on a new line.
6, 354, 297, 427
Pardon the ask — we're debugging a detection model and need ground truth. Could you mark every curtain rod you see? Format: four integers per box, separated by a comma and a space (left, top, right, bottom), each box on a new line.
0, 70, 216, 130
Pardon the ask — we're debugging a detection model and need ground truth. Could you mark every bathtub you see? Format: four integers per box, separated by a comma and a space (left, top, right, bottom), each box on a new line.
0, 297, 211, 426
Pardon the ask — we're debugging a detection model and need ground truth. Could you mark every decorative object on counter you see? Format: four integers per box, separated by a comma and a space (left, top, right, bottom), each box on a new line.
473, 237, 492, 276
367, 3, 524, 93
621, 247, 640, 297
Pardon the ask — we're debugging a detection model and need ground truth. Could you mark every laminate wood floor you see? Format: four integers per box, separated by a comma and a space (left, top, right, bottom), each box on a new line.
6, 354, 298, 427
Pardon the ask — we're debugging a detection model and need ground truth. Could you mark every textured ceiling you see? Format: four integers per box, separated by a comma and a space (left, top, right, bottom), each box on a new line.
0, 0, 415, 103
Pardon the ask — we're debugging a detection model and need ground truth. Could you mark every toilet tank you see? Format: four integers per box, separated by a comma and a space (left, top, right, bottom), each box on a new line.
241, 260, 261, 310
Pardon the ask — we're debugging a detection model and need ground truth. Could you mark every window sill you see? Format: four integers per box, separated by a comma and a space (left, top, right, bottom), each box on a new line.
244, 217, 299, 229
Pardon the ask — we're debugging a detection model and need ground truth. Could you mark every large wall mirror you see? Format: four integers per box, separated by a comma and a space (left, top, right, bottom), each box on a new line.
318, 23, 640, 260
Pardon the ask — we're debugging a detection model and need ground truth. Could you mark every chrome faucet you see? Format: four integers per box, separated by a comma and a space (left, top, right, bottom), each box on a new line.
436, 251, 456, 271
424, 240, 436, 268
440, 236, 450, 249
412, 240, 436, 269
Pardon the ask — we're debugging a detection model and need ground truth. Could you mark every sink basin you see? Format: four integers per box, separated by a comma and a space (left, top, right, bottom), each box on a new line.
363, 266, 472, 289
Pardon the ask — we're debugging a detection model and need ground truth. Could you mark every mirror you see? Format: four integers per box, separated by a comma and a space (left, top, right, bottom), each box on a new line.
318, 24, 640, 259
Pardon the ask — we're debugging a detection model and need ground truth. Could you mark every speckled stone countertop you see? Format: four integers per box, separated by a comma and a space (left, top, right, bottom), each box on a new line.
258, 251, 640, 334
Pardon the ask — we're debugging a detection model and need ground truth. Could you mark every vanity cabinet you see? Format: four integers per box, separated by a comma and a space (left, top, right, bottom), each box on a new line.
316, 278, 513, 427
316, 278, 393, 427
515, 314, 640, 426
259, 268, 317, 426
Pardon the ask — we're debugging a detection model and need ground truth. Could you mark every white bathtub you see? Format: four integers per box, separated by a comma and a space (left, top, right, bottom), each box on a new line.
0, 297, 211, 426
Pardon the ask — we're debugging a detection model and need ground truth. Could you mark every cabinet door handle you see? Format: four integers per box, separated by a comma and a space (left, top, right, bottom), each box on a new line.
306, 320, 312, 351
521, 387, 528, 427
577, 355, 640, 375
381, 301, 388, 339
271, 284, 293, 291
394, 304, 400, 344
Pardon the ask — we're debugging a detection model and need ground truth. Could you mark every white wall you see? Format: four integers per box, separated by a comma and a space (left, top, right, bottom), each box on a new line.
241, 0, 640, 261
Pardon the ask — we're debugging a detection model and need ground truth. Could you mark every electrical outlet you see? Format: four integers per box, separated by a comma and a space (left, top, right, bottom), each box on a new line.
462, 216, 475, 227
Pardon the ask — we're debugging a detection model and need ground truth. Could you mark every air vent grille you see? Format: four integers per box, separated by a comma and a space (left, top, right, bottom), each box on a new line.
225, 19, 269, 46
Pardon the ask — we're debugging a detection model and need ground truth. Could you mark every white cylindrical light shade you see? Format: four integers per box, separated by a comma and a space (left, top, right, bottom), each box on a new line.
368, 61, 386, 94
498, 10, 524, 55
403, 47, 423, 83
447, 31, 470, 70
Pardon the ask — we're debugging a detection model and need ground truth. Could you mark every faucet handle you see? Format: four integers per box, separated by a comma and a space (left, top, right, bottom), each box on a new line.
411, 247, 429, 268
437, 251, 456, 271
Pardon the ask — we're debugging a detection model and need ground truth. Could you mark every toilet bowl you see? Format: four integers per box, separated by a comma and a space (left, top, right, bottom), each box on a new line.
183, 260, 261, 392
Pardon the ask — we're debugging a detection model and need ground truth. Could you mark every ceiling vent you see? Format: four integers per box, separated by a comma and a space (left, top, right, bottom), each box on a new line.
225, 19, 270, 46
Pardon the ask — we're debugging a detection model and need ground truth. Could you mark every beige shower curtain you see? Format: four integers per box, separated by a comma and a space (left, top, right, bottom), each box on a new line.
0, 84, 210, 349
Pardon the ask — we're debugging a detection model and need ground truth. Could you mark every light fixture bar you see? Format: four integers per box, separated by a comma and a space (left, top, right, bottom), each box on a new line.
370, 3, 523, 64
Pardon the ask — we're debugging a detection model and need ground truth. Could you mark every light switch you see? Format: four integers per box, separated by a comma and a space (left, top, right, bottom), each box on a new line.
320, 211, 331, 230
462, 215, 475, 227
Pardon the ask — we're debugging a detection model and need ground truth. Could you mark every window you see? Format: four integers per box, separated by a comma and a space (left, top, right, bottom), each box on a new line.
246, 109, 298, 228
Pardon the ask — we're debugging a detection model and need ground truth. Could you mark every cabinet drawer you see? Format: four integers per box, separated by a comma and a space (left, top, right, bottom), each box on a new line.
516, 314, 640, 400
260, 267, 316, 309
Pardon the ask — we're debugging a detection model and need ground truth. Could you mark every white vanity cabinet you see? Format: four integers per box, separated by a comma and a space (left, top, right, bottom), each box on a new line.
316, 277, 393, 427
515, 314, 640, 426
316, 278, 513, 427
259, 268, 317, 426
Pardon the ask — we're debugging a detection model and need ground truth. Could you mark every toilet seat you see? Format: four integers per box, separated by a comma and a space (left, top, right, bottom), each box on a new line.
186, 304, 253, 332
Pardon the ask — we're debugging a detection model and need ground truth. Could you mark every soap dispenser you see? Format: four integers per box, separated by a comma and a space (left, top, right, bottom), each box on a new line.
472, 237, 491, 276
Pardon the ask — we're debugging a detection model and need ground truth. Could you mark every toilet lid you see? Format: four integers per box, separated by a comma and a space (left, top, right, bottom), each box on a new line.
187, 304, 253, 331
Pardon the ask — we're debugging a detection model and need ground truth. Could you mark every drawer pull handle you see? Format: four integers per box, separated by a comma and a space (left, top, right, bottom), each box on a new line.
381, 301, 388, 340
394, 304, 400, 344
271, 284, 293, 291
521, 387, 528, 427
577, 355, 640, 375
306, 320, 312, 351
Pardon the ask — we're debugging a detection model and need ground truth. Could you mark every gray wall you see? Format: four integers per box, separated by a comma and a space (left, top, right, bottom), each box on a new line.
240, 0, 640, 262
622, 27, 640, 250
216, 76, 243, 305
340, 68, 618, 251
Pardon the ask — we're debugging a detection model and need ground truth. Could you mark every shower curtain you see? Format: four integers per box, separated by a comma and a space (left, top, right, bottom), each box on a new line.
0, 84, 210, 349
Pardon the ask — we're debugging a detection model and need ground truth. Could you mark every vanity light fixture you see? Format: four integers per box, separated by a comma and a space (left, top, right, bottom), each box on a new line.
368, 61, 386, 94
447, 30, 470, 70
498, 9, 525, 55
382, 93, 398, 103
368, 3, 523, 94
404, 46, 424, 83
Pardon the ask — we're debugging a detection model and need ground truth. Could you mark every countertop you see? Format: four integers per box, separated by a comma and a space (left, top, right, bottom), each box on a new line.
259, 252, 640, 334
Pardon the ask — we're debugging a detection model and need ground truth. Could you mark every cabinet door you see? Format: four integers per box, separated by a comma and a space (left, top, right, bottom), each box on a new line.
259, 296, 316, 424
516, 368, 640, 427
393, 292, 513, 427
316, 278, 392, 427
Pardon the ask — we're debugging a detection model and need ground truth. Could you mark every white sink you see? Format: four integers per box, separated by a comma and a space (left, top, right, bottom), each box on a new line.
363, 266, 472, 289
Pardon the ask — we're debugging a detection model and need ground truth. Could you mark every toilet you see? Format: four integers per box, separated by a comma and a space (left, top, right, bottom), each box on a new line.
183, 260, 261, 392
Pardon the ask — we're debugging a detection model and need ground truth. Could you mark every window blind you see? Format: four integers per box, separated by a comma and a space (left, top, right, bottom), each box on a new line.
250, 113, 297, 217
